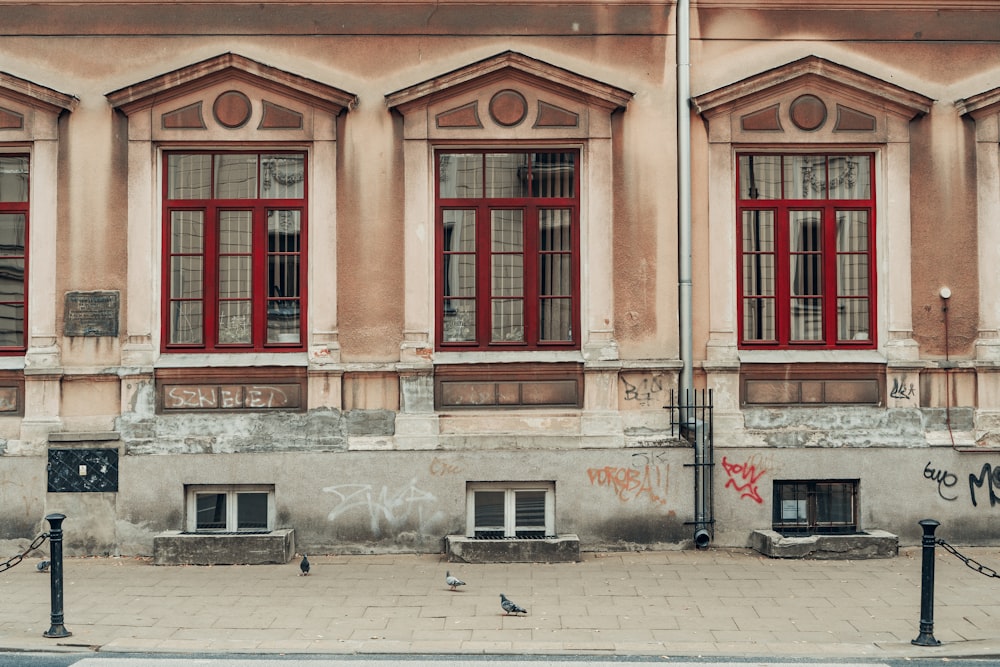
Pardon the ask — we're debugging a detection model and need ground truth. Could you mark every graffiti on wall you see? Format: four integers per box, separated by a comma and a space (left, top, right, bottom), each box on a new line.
890, 377, 916, 401
721, 455, 767, 504
621, 375, 665, 407
322, 478, 443, 537
923, 461, 1000, 508
429, 457, 461, 476
587, 451, 670, 505
969, 463, 1000, 508
923, 461, 958, 501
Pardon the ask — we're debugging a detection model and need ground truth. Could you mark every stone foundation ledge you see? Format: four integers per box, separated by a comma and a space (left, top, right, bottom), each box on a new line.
446, 534, 580, 563
153, 529, 295, 565
751, 529, 898, 559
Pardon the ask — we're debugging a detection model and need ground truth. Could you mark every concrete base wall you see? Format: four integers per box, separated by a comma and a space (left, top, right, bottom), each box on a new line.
749, 529, 898, 559
153, 529, 295, 565
445, 534, 581, 563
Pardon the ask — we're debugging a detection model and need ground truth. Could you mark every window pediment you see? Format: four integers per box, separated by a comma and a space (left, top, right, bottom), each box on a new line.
106, 53, 357, 142
386, 51, 632, 140
0, 72, 77, 139
693, 56, 932, 144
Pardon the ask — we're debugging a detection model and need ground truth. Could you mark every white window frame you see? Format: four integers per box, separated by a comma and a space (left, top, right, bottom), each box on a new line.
466, 481, 555, 538
185, 484, 275, 533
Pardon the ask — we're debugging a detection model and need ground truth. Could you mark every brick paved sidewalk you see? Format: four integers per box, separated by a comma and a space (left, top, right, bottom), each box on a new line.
1, 547, 999, 658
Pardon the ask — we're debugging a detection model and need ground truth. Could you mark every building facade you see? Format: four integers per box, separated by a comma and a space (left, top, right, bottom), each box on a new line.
1, 0, 999, 558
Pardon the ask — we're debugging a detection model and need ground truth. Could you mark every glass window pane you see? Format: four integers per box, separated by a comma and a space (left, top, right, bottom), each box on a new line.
267, 300, 300, 344
0, 303, 24, 347
838, 299, 870, 341
492, 298, 524, 342
474, 491, 505, 528
443, 299, 476, 342
260, 155, 304, 199
443, 210, 476, 252
492, 255, 523, 296
790, 255, 822, 297
784, 155, 827, 199
486, 153, 529, 198
0, 156, 28, 202
491, 210, 523, 252
268, 210, 301, 251
790, 211, 822, 252
237, 493, 269, 530
0, 259, 24, 299
817, 483, 854, 525
443, 255, 476, 297
170, 256, 203, 299
540, 298, 571, 341
739, 155, 781, 200
168, 154, 212, 199
742, 210, 774, 252
219, 256, 251, 299
0, 214, 24, 257
169, 301, 203, 344
837, 255, 869, 297
531, 153, 575, 198
539, 209, 571, 251
218, 301, 252, 344
171, 211, 204, 253
215, 155, 258, 199
196, 493, 227, 530
540, 255, 571, 296
791, 298, 823, 341
836, 210, 868, 252
742, 255, 774, 296
828, 156, 870, 199
439, 154, 483, 198
514, 491, 546, 527
219, 211, 252, 252
742, 298, 775, 341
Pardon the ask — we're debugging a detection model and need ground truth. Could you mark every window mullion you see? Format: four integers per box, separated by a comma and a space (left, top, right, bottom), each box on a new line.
505, 489, 516, 537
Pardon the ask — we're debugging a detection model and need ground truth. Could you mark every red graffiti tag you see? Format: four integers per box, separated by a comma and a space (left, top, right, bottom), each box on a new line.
587, 465, 669, 505
721, 456, 766, 504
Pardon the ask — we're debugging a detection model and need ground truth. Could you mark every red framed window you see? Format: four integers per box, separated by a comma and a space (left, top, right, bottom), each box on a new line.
737, 154, 876, 349
436, 150, 579, 350
0, 155, 27, 351
163, 152, 306, 352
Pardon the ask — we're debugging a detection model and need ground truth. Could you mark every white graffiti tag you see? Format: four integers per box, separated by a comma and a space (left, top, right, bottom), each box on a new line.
322, 479, 443, 537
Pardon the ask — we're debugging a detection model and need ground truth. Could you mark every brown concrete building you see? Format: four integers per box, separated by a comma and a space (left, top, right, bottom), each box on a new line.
1, 1, 999, 561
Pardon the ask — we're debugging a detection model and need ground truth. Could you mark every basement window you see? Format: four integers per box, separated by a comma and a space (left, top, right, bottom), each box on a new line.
186, 484, 275, 533
772, 480, 858, 536
467, 482, 555, 539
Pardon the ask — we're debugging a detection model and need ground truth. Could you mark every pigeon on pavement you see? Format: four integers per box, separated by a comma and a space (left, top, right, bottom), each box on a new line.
299, 554, 310, 576
36, 560, 50, 572
500, 593, 527, 616
445, 570, 466, 591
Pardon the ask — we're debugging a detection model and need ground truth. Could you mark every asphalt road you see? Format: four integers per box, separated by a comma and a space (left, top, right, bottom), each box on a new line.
2, 654, 999, 667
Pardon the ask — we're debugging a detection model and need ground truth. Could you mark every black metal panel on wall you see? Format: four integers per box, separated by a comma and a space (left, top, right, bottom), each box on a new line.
47, 448, 119, 493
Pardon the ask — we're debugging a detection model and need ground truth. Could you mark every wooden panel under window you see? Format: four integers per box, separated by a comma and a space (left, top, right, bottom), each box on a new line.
741, 363, 883, 407
435, 363, 582, 409
156, 367, 306, 413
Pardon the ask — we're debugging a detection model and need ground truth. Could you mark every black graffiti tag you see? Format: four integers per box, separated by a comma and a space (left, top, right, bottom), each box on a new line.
923, 461, 958, 501
969, 463, 1000, 508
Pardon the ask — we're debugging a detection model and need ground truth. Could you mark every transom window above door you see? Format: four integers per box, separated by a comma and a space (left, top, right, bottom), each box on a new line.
737, 153, 876, 350
162, 151, 306, 352
436, 150, 579, 351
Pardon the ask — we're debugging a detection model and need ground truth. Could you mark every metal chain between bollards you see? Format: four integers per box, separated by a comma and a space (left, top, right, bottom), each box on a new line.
936, 538, 1000, 579
0, 532, 48, 574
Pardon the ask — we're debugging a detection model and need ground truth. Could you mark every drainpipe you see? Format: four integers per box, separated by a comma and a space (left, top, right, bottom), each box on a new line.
676, 0, 709, 548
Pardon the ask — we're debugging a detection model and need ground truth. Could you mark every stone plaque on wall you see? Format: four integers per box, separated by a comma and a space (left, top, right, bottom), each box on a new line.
64, 291, 120, 337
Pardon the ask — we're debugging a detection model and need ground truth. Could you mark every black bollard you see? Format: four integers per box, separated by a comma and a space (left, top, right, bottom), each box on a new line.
42, 513, 71, 639
911, 518, 940, 647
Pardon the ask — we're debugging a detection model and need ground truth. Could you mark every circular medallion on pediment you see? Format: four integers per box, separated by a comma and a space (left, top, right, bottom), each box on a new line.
213, 91, 253, 129
489, 89, 528, 127
789, 94, 827, 131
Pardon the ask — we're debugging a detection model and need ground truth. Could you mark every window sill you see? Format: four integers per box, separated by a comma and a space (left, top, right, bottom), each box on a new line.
155, 353, 309, 368
445, 534, 580, 563
750, 529, 897, 560
434, 350, 584, 365
152, 528, 294, 565
739, 349, 886, 364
